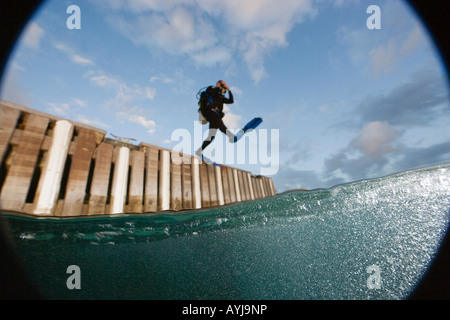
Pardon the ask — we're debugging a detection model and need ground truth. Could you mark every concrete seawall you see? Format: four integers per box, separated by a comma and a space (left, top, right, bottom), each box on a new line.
0, 100, 276, 217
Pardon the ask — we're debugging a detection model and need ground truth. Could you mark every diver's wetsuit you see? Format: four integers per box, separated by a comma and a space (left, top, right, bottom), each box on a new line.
199, 86, 234, 151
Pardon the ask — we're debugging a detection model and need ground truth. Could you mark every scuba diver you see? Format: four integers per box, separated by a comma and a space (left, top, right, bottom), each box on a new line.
195, 80, 237, 158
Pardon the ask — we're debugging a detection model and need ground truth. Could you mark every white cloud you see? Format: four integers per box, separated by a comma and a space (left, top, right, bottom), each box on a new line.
400, 25, 425, 56
87, 70, 157, 106
76, 114, 110, 129
369, 26, 426, 75
72, 54, 95, 66
54, 42, 94, 66
21, 22, 44, 49
370, 39, 397, 75
200, 0, 314, 31
89, 73, 120, 88
323, 121, 401, 183
144, 87, 156, 100
149, 69, 196, 95
352, 121, 399, 157
87, 69, 158, 134
46, 98, 88, 117
47, 102, 71, 116
150, 75, 174, 84
109, 5, 218, 60
71, 98, 87, 108
229, 86, 243, 97
203, 0, 316, 81
117, 112, 156, 134
101, 0, 186, 13
332, 0, 360, 7
357, 66, 448, 126
129, 114, 156, 128
222, 104, 242, 129
244, 23, 295, 82
100, 0, 316, 83
337, 2, 427, 76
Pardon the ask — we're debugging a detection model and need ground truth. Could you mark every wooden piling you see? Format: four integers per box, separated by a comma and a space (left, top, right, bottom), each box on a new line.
191, 157, 201, 209
1, 113, 49, 211
110, 146, 130, 214
171, 161, 182, 211
143, 145, 158, 213
182, 161, 193, 210
158, 149, 170, 211
0, 106, 20, 163
88, 143, 113, 215
62, 128, 98, 216
128, 150, 145, 213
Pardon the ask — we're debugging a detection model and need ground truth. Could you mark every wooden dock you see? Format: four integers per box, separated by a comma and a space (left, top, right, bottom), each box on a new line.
0, 100, 276, 217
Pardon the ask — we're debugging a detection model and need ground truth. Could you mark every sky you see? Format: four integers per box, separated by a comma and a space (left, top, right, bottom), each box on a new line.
0, 0, 449, 192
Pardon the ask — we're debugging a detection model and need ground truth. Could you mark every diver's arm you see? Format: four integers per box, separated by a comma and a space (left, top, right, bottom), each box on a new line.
223, 90, 234, 104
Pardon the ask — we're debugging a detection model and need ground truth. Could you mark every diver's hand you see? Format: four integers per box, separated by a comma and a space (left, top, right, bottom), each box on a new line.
220, 81, 230, 92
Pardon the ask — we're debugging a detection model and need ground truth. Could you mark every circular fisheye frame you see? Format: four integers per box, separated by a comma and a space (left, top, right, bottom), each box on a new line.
0, 0, 449, 302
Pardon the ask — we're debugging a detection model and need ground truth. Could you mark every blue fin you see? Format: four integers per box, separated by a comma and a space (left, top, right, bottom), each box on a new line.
234, 117, 263, 142
243, 117, 263, 132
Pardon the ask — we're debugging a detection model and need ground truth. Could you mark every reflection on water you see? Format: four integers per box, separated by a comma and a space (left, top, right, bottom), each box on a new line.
2, 163, 449, 299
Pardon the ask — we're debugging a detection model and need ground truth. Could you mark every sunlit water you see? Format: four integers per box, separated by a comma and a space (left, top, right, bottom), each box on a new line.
2, 163, 449, 299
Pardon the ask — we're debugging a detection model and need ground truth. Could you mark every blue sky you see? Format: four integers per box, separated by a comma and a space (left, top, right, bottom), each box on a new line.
1, 0, 449, 192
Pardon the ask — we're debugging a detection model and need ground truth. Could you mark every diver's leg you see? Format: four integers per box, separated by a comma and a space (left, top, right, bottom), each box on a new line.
195, 127, 217, 157
216, 118, 236, 143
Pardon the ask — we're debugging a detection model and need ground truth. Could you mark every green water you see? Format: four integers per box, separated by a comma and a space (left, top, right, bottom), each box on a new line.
2, 163, 449, 299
